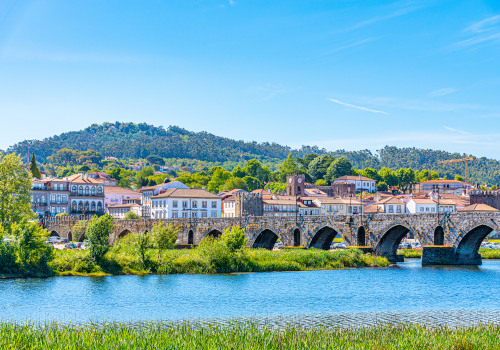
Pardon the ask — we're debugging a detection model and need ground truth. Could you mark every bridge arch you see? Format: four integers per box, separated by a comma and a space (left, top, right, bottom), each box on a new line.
253, 229, 279, 250
117, 229, 132, 240
434, 226, 444, 245
206, 229, 222, 239
309, 226, 338, 250
293, 228, 301, 247
455, 224, 495, 264
50, 230, 60, 237
374, 224, 410, 262
357, 226, 366, 246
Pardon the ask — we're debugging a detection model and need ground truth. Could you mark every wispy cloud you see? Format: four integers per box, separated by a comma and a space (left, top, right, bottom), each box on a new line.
229, 0, 236, 6
328, 98, 389, 115
451, 15, 500, 49
343, 2, 425, 32
428, 88, 456, 97
465, 15, 500, 33
444, 126, 469, 135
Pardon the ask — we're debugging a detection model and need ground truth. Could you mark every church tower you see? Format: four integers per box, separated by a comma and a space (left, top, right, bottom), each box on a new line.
286, 174, 305, 196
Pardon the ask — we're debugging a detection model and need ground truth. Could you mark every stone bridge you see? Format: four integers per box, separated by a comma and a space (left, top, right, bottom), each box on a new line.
45, 212, 500, 265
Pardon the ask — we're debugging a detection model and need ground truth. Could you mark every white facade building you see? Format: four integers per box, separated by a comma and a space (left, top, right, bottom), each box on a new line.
406, 198, 437, 213
333, 175, 376, 193
151, 188, 221, 219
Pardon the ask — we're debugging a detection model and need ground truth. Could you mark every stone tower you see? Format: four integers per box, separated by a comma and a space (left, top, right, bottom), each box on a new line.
286, 174, 305, 196
235, 192, 263, 217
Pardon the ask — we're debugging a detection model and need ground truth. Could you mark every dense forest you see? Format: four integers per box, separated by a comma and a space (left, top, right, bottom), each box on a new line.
5, 122, 500, 185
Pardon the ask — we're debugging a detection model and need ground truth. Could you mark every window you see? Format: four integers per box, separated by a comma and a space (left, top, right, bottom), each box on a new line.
51, 194, 56, 202
322, 205, 325, 209
202, 201, 207, 208
78, 186, 83, 195
72, 186, 77, 192
91, 187, 96, 195
211, 201, 217, 208
431, 208, 435, 212
388, 205, 394, 213
426, 207, 429, 212
396, 206, 402, 213
201, 211, 207, 218
173, 201, 178, 208
340, 205, 343, 210
172, 211, 178, 218
334, 205, 338, 212
328, 205, 332, 212
192, 200, 197, 209
182, 212, 188, 218
420, 207, 424, 212
85, 187, 89, 196
211, 211, 217, 218
97, 186, 103, 193
182, 201, 188, 209
192, 212, 197, 218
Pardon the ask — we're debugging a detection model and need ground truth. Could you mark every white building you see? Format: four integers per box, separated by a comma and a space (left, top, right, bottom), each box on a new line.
333, 175, 376, 193
108, 203, 142, 219
406, 198, 437, 213
150, 188, 221, 219
371, 197, 406, 214
139, 181, 189, 218
222, 195, 236, 218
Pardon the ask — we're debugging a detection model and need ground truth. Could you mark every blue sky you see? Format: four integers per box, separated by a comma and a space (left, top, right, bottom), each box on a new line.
1, 0, 500, 158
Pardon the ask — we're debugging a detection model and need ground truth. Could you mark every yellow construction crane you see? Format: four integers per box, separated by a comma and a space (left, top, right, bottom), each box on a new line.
438, 155, 476, 183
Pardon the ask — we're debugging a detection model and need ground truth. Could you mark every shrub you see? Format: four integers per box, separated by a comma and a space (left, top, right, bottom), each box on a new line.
124, 211, 141, 220
220, 227, 247, 252
86, 214, 115, 263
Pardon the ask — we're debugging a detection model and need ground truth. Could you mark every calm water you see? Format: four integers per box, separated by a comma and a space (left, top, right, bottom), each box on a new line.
2, 259, 500, 324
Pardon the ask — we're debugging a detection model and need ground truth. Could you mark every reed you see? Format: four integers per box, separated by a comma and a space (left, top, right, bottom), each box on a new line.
0, 322, 496, 349
48, 246, 389, 276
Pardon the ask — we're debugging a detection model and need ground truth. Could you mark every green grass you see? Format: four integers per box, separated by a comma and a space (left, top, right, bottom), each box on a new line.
48, 245, 389, 276
0, 322, 498, 349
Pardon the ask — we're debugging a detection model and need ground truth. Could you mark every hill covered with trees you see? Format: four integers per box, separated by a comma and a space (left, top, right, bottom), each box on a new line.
6, 122, 500, 185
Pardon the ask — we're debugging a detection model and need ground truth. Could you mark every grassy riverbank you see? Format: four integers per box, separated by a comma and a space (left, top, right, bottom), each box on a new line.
0, 322, 497, 349
48, 243, 389, 276
398, 248, 500, 259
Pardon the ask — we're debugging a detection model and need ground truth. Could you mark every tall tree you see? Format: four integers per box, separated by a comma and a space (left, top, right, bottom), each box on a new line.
29, 152, 41, 179
326, 157, 353, 183
0, 152, 33, 227
308, 154, 335, 181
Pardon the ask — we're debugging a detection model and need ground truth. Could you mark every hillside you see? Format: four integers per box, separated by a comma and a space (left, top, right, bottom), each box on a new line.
6, 122, 500, 185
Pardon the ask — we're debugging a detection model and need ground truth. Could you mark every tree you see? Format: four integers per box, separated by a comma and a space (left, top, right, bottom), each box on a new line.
150, 222, 178, 262
264, 182, 286, 195
146, 155, 165, 166
376, 181, 389, 191
242, 176, 260, 191
86, 214, 115, 263
308, 154, 334, 181
10, 219, 53, 275
133, 233, 149, 269
455, 175, 465, 182
378, 167, 398, 187
124, 211, 141, 220
297, 154, 318, 169
220, 226, 247, 252
396, 168, 415, 193
362, 168, 380, 182
207, 168, 232, 193
219, 177, 247, 192
280, 153, 298, 178
29, 153, 41, 179
326, 157, 353, 183
315, 179, 327, 186
0, 152, 33, 228
231, 166, 246, 178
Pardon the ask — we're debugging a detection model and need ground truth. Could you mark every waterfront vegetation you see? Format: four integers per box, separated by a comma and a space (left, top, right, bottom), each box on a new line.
0, 322, 499, 349
49, 237, 388, 276
398, 248, 500, 259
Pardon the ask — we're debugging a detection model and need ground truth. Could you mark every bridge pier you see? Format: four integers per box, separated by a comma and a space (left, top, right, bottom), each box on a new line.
421, 246, 482, 266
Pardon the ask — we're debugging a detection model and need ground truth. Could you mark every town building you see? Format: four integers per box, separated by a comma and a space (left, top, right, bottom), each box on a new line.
150, 188, 221, 219
139, 181, 189, 218
416, 180, 472, 195
104, 186, 141, 211
31, 179, 70, 216
64, 174, 105, 215
313, 197, 364, 215
332, 175, 376, 193
368, 197, 406, 214
457, 203, 499, 213
87, 172, 118, 186
108, 203, 142, 219
406, 198, 437, 213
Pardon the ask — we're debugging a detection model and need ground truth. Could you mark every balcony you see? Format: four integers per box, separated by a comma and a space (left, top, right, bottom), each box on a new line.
70, 191, 105, 198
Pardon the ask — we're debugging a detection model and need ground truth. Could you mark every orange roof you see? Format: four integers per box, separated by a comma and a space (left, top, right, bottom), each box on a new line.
457, 203, 499, 212
376, 197, 405, 205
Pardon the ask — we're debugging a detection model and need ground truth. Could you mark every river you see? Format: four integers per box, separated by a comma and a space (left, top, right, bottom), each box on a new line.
2, 259, 500, 326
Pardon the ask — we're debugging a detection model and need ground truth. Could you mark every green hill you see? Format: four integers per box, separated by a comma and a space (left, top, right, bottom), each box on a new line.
6, 122, 500, 185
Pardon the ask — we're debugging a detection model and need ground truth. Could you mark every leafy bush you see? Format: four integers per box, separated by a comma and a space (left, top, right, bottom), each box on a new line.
124, 211, 141, 220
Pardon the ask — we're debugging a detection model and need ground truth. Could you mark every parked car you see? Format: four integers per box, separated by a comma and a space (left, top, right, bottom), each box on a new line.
274, 241, 284, 249
65, 242, 78, 249
398, 242, 411, 249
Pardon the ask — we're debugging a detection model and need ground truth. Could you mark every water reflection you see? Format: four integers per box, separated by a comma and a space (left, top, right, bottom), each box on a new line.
1, 259, 500, 323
